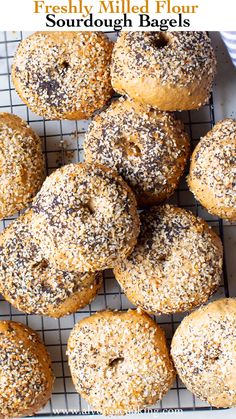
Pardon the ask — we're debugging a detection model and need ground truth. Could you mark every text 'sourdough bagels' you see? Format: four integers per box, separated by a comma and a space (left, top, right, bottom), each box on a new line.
111, 32, 216, 111
12, 32, 113, 120
171, 298, 236, 408
67, 309, 175, 415
31, 163, 140, 272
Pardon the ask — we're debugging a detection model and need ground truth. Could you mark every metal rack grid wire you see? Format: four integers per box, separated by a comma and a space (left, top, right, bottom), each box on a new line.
0, 31, 231, 416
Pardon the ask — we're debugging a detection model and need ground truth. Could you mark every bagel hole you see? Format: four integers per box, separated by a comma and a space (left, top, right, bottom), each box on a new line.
158, 255, 167, 262
32, 259, 49, 271
153, 34, 169, 49
118, 136, 142, 157
109, 357, 124, 368
85, 198, 96, 215
61, 60, 70, 71
128, 141, 141, 157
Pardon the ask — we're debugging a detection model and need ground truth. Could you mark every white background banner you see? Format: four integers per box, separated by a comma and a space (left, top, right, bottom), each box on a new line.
0, 0, 236, 31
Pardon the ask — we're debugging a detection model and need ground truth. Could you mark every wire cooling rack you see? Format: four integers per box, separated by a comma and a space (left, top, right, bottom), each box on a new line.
0, 31, 232, 416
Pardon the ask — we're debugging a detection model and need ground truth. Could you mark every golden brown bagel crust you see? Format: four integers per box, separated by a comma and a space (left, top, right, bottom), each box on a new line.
12, 32, 113, 120
0, 210, 103, 318
31, 163, 140, 272
111, 32, 216, 111
114, 205, 223, 315
84, 97, 190, 206
188, 118, 236, 221
171, 298, 236, 408
0, 321, 54, 418
0, 113, 45, 219
67, 309, 175, 415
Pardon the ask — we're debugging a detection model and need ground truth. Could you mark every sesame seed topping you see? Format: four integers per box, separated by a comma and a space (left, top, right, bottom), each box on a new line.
31, 163, 140, 272
0, 210, 102, 318
84, 97, 189, 206
188, 118, 236, 220
0, 321, 53, 417
12, 32, 113, 119
112, 32, 216, 89
171, 298, 236, 408
0, 113, 45, 219
67, 310, 175, 415
114, 204, 223, 314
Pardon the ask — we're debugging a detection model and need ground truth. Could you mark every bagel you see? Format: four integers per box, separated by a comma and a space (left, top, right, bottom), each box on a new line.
12, 31, 113, 120
31, 163, 140, 272
111, 32, 216, 111
0, 210, 103, 318
84, 97, 190, 206
188, 118, 236, 221
114, 204, 223, 314
0, 113, 45, 219
171, 298, 236, 408
0, 321, 53, 418
67, 309, 175, 415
